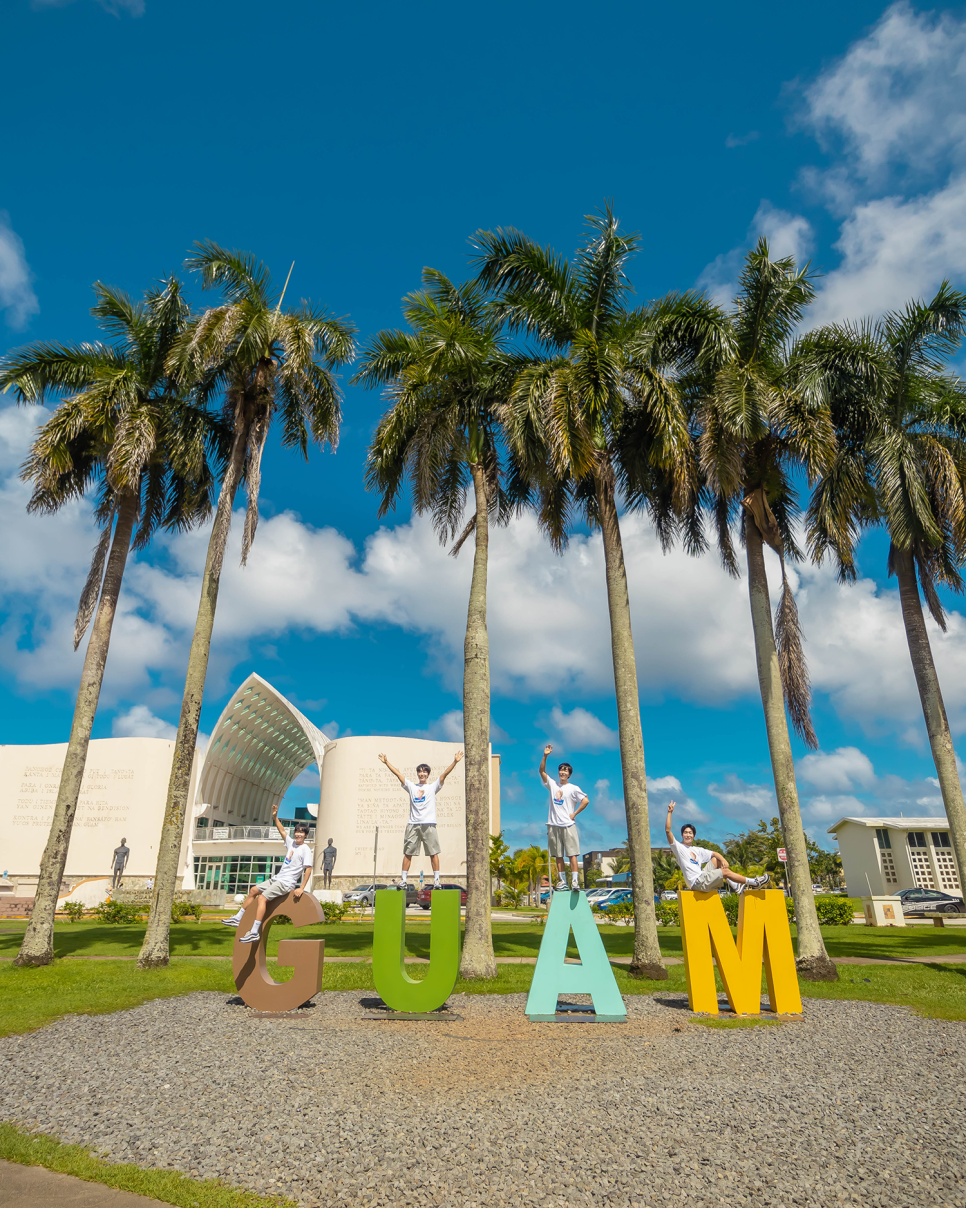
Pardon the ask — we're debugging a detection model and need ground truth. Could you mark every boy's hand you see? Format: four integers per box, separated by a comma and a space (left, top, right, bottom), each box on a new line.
293, 888, 303, 901
667, 800, 676, 815
272, 803, 279, 818
544, 744, 553, 756
454, 750, 464, 762
378, 753, 388, 764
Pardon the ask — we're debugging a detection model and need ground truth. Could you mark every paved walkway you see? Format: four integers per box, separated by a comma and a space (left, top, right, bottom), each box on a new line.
0, 1160, 157, 1207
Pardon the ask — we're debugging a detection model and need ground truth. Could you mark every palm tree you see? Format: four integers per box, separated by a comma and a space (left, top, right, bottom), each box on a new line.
514, 844, 550, 906
807, 284, 966, 903
0, 279, 221, 967
356, 269, 518, 979
692, 239, 838, 980
474, 207, 725, 979
137, 244, 355, 969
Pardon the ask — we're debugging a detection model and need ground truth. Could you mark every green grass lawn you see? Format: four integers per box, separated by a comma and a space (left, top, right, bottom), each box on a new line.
0, 917, 963, 1038
3, 915, 963, 961
0, 1122, 295, 1208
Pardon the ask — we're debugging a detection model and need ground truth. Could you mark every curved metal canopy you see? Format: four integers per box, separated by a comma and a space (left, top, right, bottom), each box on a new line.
196, 672, 328, 823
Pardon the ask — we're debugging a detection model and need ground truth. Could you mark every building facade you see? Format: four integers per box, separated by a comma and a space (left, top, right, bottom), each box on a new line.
2, 672, 500, 899
829, 816, 962, 898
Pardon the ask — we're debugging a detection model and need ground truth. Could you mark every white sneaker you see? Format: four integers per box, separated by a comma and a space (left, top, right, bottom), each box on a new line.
571, 880, 579, 891
749, 874, 770, 889
239, 928, 260, 944
554, 879, 568, 891
222, 917, 241, 927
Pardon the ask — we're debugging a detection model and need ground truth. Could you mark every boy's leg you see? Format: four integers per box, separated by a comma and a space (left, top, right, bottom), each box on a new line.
430, 852, 441, 886
223, 885, 262, 927
569, 855, 580, 888
709, 853, 768, 890
238, 888, 268, 942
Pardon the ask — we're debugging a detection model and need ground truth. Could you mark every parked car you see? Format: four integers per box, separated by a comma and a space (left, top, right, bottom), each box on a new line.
416, 883, 467, 909
343, 883, 390, 907
597, 889, 635, 912
585, 887, 613, 904
893, 888, 964, 915
660, 890, 679, 902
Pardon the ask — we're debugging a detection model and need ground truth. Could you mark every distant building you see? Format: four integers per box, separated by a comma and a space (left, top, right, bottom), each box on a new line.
583, 846, 672, 886
828, 816, 962, 898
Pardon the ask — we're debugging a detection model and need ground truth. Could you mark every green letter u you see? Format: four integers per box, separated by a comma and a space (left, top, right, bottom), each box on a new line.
372, 888, 462, 1012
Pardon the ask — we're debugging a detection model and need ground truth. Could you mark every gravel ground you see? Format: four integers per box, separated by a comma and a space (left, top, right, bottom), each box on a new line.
2, 991, 965, 1208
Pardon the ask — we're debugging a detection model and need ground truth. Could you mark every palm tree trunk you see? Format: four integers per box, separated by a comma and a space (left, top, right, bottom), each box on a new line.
137, 421, 248, 969
594, 464, 666, 979
15, 492, 139, 967
893, 546, 966, 897
745, 514, 836, 981
459, 464, 497, 979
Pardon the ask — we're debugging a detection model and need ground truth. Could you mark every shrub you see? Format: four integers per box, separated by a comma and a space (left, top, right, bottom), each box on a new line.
815, 896, 854, 926
602, 901, 634, 923
496, 887, 520, 909
721, 893, 740, 926
170, 901, 190, 924
655, 900, 679, 926
272, 914, 292, 926
62, 901, 85, 922
92, 900, 144, 925
317, 901, 349, 922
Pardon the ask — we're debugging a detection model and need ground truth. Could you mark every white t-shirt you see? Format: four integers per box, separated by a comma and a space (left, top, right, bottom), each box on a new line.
670, 837, 716, 888
545, 777, 585, 828
276, 836, 313, 890
403, 778, 442, 825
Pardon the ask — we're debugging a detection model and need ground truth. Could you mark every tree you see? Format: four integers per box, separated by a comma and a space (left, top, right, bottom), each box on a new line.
356, 269, 518, 980
490, 831, 512, 888
651, 850, 683, 893
474, 207, 725, 979
693, 239, 838, 980
137, 245, 355, 969
807, 284, 966, 905
514, 845, 551, 906
0, 280, 220, 968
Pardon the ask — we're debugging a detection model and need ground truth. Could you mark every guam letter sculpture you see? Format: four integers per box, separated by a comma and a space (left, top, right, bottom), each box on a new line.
679, 888, 802, 1015
526, 890, 626, 1021
372, 888, 461, 1012
233, 890, 326, 1012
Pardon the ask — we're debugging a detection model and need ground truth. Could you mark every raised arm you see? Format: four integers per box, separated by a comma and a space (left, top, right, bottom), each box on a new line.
438, 750, 464, 786
539, 744, 552, 786
271, 803, 287, 840
378, 752, 407, 787
665, 800, 676, 844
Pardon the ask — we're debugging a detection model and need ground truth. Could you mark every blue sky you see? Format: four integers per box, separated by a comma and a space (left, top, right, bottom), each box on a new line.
4, 0, 966, 854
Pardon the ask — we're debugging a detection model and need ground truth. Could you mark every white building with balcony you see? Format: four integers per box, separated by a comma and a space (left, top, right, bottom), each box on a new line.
828, 816, 962, 898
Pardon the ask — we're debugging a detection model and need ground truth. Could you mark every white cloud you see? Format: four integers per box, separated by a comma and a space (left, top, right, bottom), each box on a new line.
801, 2, 966, 185
794, 3, 966, 324
797, 746, 877, 793
112, 704, 176, 740
591, 778, 626, 827
542, 705, 618, 751
110, 704, 208, 749
0, 213, 38, 329
400, 710, 466, 743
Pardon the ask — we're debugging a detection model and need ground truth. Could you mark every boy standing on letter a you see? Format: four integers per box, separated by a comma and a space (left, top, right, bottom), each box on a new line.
539, 744, 589, 891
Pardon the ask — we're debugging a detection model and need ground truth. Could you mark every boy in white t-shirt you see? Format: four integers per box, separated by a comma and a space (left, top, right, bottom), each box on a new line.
378, 750, 463, 889
222, 804, 315, 943
665, 800, 768, 893
539, 744, 589, 891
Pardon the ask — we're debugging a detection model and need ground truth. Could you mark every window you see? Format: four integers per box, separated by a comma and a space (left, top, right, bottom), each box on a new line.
909, 832, 928, 848
932, 832, 951, 848
875, 828, 892, 850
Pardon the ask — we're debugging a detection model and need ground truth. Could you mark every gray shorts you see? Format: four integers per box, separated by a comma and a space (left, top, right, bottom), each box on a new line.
403, 823, 441, 857
253, 878, 292, 901
690, 864, 725, 892
548, 825, 580, 858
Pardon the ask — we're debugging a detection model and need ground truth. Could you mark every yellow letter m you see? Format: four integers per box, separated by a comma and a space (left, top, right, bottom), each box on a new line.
679, 889, 802, 1016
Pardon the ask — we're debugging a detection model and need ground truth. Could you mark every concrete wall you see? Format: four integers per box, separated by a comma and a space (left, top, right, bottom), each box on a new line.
315, 736, 497, 881
0, 737, 199, 891
836, 824, 888, 897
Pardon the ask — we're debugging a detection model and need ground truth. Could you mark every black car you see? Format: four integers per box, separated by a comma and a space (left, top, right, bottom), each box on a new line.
894, 888, 964, 915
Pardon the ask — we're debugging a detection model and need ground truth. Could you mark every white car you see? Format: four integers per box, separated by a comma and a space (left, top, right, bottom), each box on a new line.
660, 890, 678, 902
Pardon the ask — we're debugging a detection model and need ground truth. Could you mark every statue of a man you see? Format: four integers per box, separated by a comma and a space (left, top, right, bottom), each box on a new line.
111, 838, 130, 889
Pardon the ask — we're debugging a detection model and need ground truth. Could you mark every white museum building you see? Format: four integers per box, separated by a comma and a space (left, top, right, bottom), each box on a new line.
829, 816, 962, 898
1, 673, 500, 900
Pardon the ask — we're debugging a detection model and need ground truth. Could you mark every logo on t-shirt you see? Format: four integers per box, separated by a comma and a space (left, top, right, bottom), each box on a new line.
553, 793, 564, 807
413, 790, 426, 804
689, 853, 699, 866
